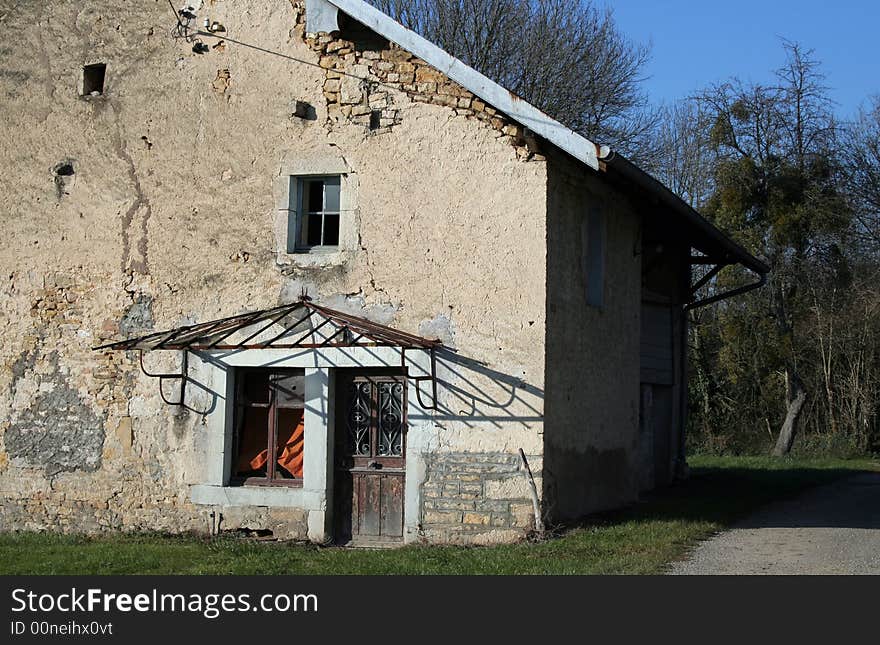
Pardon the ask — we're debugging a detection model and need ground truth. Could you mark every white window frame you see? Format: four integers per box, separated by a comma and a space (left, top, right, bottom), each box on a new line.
273, 153, 357, 266
288, 175, 342, 252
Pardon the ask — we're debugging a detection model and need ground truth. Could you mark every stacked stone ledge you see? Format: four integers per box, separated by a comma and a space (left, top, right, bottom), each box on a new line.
420, 452, 542, 544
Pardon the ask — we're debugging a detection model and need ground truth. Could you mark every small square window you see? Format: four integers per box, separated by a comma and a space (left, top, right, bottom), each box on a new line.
82, 63, 106, 96
287, 176, 341, 252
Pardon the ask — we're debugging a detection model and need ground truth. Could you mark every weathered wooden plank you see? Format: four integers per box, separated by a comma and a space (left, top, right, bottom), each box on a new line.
380, 474, 404, 538
360, 474, 381, 536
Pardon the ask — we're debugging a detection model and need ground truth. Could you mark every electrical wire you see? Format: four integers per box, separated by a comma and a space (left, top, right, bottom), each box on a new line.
167, 0, 196, 42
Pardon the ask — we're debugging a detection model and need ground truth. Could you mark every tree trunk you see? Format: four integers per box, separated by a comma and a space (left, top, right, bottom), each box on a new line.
772, 369, 808, 456
691, 320, 713, 433
769, 275, 808, 456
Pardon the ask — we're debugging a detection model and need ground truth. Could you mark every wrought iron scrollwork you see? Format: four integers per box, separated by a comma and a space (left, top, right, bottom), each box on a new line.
348, 382, 371, 456
378, 382, 404, 456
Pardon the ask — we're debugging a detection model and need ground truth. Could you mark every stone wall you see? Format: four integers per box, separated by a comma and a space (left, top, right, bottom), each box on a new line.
2, 271, 206, 535
294, 3, 542, 161
420, 452, 540, 544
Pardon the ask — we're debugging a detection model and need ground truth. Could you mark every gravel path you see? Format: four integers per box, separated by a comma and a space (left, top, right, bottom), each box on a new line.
668, 471, 880, 575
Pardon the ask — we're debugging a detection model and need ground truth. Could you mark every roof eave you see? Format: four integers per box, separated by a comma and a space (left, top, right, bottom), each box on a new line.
598, 149, 770, 275
308, 1, 768, 277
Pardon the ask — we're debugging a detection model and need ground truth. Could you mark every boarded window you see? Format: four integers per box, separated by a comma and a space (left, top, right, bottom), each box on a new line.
287, 176, 341, 252
232, 369, 305, 485
581, 207, 605, 307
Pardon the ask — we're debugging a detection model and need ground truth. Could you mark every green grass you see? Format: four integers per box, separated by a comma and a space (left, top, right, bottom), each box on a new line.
1, 455, 875, 575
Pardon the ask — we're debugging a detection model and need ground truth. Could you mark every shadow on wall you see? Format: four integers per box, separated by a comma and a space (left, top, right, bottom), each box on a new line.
140, 351, 220, 416
177, 346, 545, 430
417, 349, 544, 428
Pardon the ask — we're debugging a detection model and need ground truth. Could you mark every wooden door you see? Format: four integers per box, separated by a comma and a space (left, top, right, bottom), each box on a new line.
639, 302, 678, 489
335, 374, 406, 544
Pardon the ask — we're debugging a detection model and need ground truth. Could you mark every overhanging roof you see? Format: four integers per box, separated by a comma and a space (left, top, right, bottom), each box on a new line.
598, 150, 770, 275
308, 0, 768, 277
93, 298, 442, 352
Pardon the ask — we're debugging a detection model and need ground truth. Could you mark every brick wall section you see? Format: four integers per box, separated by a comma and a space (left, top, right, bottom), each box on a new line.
420, 452, 541, 543
291, 1, 544, 161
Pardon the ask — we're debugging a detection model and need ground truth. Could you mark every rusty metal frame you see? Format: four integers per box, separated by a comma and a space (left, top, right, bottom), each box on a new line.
94, 297, 440, 352
95, 295, 444, 410
139, 349, 188, 406
401, 346, 438, 411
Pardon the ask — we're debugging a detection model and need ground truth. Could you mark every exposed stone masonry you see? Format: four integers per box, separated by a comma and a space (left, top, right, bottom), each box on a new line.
420, 452, 541, 543
290, 1, 544, 161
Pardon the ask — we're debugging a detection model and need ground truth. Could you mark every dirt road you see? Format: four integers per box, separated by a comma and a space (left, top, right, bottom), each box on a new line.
668, 471, 880, 574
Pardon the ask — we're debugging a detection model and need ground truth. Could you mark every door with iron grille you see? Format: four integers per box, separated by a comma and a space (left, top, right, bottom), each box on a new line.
334, 373, 406, 544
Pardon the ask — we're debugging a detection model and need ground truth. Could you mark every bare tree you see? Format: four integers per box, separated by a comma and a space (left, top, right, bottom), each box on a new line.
842, 96, 880, 246
691, 41, 845, 456
369, 0, 656, 160
647, 100, 716, 207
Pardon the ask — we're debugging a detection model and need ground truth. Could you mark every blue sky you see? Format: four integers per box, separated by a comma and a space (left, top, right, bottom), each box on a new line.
608, 0, 880, 117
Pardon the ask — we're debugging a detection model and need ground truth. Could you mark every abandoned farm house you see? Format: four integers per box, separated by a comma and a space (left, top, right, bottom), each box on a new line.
0, 0, 767, 545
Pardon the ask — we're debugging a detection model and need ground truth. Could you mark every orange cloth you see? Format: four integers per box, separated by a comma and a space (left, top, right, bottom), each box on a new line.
246, 409, 305, 479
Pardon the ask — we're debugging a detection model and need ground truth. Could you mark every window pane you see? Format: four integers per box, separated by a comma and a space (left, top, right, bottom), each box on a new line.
323, 213, 340, 246
306, 180, 324, 213
307, 213, 323, 246
241, 371, 270, 405
272, 372, 304, 407
299, 210, 310, 247
234, 407, 269, 478
324, 177, 340, 212
275, 408, 305, 479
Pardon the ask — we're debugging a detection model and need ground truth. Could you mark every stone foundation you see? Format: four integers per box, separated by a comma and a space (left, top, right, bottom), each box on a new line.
420, 451, 541, 544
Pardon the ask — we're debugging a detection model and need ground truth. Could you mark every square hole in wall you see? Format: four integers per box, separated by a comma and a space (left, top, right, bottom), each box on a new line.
369, 110, 381, 131
81, 63, 106, 96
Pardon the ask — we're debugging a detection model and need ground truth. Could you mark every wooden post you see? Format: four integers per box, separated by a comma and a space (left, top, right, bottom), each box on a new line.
519, 448, 544, 534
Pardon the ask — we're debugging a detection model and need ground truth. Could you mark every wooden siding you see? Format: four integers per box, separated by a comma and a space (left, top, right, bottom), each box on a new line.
640, 303, 673, 385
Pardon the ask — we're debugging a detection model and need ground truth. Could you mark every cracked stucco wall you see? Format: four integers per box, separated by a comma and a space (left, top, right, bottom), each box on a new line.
0, 0, 547, 542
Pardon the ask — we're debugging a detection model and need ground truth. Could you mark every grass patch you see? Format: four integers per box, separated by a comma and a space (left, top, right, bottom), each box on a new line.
1, 455, 875, 575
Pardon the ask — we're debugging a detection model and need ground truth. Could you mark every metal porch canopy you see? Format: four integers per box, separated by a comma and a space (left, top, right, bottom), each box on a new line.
93, 296, 443, 409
